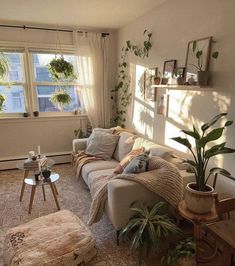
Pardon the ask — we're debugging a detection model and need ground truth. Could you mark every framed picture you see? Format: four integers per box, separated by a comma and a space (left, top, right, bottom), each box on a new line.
144, 68, 158, 101
185, 36, 212, 82
163, 60, 177, 78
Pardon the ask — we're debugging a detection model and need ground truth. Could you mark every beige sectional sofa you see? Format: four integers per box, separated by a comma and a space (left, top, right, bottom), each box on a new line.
72, 131, 194, 232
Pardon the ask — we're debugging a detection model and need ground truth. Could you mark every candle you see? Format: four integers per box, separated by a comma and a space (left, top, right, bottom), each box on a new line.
38, 145, 41, 155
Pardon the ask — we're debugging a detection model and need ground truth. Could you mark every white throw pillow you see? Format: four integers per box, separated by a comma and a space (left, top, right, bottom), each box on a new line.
113, 132, 137, 161
85, 130, 119, 160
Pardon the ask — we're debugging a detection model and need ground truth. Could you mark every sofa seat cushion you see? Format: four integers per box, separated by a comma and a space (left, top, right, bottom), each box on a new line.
87, 169, 114, 189
82, 159, 119, 185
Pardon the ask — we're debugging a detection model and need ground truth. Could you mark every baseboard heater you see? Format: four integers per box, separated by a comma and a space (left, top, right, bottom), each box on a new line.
0, 152, 72, 170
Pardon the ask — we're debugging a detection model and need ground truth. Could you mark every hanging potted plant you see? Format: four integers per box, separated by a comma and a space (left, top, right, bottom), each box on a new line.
0, 52, 9, 112
192, 41, 219, 86
50, 88, 71, 111
47, 56, 76, 81
172, 113, 235, 214
121, 202, 180, 266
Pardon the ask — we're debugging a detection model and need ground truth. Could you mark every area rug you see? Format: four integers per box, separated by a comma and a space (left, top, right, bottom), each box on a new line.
0, 164, 146, 266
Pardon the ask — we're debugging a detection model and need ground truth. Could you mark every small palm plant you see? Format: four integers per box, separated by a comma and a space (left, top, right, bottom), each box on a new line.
161, 237, 195, 266
121, 202, 180, 266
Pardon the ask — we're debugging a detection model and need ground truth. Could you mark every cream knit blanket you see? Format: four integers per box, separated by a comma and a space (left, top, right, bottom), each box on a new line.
88, 156, 183, 225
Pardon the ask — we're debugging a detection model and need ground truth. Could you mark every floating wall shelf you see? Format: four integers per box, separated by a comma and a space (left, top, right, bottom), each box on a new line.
152, 85, 212, 91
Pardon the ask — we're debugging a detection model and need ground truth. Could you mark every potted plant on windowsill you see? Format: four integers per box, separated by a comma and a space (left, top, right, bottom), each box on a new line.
50, 88, 71, 111
172, 113, 235, 214
192, 41, 219, 86
121, 202, 180, 266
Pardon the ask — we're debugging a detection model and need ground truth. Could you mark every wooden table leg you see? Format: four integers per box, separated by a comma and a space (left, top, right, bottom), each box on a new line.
28, 185, 36, 214
20, 170, 29, 202
49, 182, 60, 210
53, 183, 59, 195
42, 185, 46, 201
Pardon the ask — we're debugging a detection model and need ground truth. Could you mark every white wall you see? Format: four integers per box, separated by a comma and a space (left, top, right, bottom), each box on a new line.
0, 26, 117, 164
117, 0, 235, 193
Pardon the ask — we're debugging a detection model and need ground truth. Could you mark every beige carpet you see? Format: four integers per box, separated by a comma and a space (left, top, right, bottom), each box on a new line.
0, 164, 225, 266
0, 164, 144, 266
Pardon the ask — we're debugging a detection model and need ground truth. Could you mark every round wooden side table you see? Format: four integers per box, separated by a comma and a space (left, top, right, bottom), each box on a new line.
178, 200, 218, 263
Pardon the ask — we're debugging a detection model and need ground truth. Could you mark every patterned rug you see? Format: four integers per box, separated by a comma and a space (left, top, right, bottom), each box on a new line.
0, 164, 148, 266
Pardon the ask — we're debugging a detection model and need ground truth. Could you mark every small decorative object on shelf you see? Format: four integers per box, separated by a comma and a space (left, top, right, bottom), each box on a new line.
23, 112, 29, 117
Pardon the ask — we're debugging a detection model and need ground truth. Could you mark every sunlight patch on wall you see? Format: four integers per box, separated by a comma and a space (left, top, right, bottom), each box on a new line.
133, 100, 154, 139
135, 64, 146, 100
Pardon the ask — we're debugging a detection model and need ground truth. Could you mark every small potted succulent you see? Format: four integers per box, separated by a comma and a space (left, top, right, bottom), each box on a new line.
50, 88, 71, 111
47, 56, 76, 81
161, 237, 196, 266
191, 41, 219, 86
172, 113, 235, 214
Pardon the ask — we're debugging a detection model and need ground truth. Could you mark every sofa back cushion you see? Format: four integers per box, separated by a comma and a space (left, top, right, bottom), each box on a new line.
113, 132, 136, 161
85, 130, 119, 160
132, 137, 174, 160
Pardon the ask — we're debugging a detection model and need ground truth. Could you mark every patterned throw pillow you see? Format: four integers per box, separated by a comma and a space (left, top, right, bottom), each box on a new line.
113, 147, 145, 174
123, 151, 150, 174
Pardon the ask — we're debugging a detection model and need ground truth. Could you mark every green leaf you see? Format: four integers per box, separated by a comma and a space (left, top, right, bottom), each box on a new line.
212, 147, 235, 156
171, 137, 192, 150
204, 142, 226, 159
212, 51, 219, 59
182, 129, 200, 139
183, 159, 197, 167
209, 167, 231, 176
225, 120, 233, 127
198, 127, 224, 148
196, 50, 202, 58
201, 113, 227, 132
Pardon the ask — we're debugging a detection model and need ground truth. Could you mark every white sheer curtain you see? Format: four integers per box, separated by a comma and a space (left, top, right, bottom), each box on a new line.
76, 33, 110, 128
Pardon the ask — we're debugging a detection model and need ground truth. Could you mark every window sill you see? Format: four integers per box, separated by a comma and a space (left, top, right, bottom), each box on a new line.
0, 114, 88, 123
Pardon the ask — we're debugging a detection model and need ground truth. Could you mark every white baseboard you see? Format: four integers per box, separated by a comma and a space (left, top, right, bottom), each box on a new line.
0, 152, 71, 170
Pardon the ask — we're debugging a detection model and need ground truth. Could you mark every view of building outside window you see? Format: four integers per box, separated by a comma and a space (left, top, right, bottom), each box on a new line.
32, 53, 81, 112
0, 52, 26, 113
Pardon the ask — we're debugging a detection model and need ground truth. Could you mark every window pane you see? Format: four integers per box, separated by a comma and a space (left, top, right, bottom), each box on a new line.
36, 85, 81, 112
2, 52, 24, 82
0, 85, 25, 113
32, 53, 78, 82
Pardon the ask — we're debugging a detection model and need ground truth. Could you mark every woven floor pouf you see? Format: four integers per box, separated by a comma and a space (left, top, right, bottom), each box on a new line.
3, 210, 96, 266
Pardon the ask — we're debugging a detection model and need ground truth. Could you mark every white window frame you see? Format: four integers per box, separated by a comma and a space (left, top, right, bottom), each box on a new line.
0, 42, 83, 119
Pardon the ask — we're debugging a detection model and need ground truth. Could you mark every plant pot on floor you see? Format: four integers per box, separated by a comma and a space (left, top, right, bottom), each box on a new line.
185, 182, 215, 214
178, 254, 196, 266
197, 71, 209, 86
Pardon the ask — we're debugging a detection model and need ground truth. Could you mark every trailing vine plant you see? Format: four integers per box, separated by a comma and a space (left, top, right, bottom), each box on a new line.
111, 30, 153, 127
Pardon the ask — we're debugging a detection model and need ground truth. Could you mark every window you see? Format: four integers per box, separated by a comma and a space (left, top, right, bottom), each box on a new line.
0, 52, 26, 113
0, 48, 82, 117
31, 53, 81, 113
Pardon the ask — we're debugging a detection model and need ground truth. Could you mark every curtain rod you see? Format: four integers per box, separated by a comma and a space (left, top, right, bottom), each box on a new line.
0, 24, 109, 37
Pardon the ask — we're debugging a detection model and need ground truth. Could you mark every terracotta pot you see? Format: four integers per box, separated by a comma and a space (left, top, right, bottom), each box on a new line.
185, 182, 214, 214
197, 71, 209, 86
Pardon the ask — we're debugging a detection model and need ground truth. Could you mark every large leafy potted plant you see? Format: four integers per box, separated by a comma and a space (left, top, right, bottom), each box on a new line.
121, 202, 180, 266
192, 41, 219, 86
0, 93, 6, 112
172, 113, 235, 214
50, 88, 71, 111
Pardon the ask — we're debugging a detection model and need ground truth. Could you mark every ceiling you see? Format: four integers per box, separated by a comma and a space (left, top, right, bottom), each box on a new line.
0, 0, 166, 30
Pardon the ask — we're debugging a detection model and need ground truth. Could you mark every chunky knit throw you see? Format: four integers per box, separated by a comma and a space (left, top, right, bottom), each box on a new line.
87, 156, 183, 225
